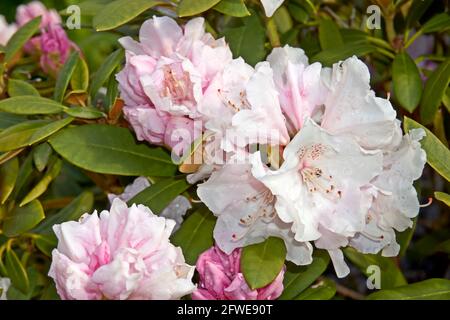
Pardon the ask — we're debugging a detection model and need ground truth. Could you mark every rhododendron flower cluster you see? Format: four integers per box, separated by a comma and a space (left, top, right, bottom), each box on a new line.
116, 17, 426, 279
193, 245, 284, 300
6, 1, 77, 76
48, 198, 196, 300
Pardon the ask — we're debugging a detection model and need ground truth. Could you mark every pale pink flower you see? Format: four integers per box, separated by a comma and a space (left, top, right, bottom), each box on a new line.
107, 177, 192, 232
0, 15, 17, 46
40, 24, 76, 77
49, 198, 195, 300
16, 1, 62, 54
117, 16, 232, 157
16, 1, 61, 28
192, 245, 284, 300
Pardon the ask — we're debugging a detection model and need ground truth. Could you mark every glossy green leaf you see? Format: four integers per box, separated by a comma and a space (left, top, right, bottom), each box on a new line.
318, 19, 343, 50
3, 200, 45, 237
420, 59, 450, 124
20, 158, 62, 207
406, 0, 433, 29
404, 117, 450, 182
397, 217, 417, 257
0, 112, 26, 131
93, 0, 164, 31
422, 13, 450, 34
5, 248, 29, 294
49, 124, 176, 177
178, 0, 221, 17
90, 49, 124, 99
33, 191, 94, 234
171, 207, 216, 265
213, 0, 250, 17
279, 250, 330, 300
392, 52, 422, 112
53, 52, 79, 103
0, 157, 19, 204
311, 43, 375, 67
127, 178, 190, 214
295, 278, 336, 300
33, 143, 52, 172
222, 14, 265, 66
71, 58, 89, 92
241, 237, 287, 290
0, 118, 73, 152
35, 233, 57, 257
7, 79, 39, 97
4, 17, 41, 63
10, 154, 34, 200
63, 106, 106, 119
0, 96, 65, 115
435, 191, 450, 206
343, 247, 407, 289
367, 279, 450, 300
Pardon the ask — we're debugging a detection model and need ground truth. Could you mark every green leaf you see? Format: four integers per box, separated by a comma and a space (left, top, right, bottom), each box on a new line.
171, 207, 216, 265
4, 17, 41, 63
214, 0, 250, 17
10, 154, 34, 201
222, 13, 266, 66
406, 0, 433, 29
0, 157, 19, 204
33, 191, 94, 235
3, 200, 45, 237
49, 124, 176, 177
35, 233, 57, 257
241, 237, 286, 290
90, 49, 124, 99
318, 19, 343, 50
63, 106, 106, 119
71, 58, 89, 92
53, 52, 79, 103
435, 191, 450, 206
7, 79, 39, 97
0, 112, 26, 131
127, 178, 190, 214
0, 118, 74, 152
404, 117, 450, 182
420, 59, 450, 124
5, 248, 29, 294
311, 42, 375, 67
178, 0, 221, 17
422, 13, 450, 34
93, 0, 164, 31
295, 278, 336, 300
392, 52, 422, 112
278, 250, 330, 300
343, 247, 407, 289
33, 143, 52, 172
366, 279, 450, 300
20, 158, 62, 207
0, 96, 65, 115
397, 217, 417, 257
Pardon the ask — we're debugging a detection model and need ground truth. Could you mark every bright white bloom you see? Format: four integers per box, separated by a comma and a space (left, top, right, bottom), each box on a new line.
0, 277, 10, 300
108, 177, 191, 232
0, 15, 17, 46
350, 129, 427, 256
250, 119, 383, 277
261, 0, 285, 17
197, 164, 313, 265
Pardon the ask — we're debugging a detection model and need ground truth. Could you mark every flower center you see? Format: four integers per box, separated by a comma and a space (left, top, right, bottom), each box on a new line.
162, 65, 195, 105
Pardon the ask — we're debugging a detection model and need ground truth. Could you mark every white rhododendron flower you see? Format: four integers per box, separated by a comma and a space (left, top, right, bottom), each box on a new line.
48, 199, 195, 300
196, 44, 426, 278
261, 0, 285, 17
108, 177, 191, 232
0, 15, 17, 46
0, 277, 11, 300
